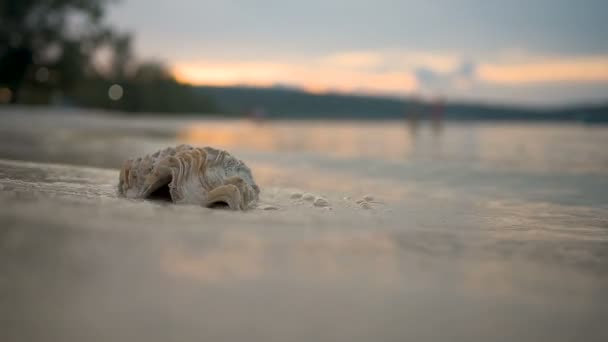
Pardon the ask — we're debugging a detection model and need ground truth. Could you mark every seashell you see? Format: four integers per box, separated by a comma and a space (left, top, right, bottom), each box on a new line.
118, 144, 260, 210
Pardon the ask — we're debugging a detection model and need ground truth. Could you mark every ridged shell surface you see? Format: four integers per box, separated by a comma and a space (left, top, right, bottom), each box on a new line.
118, 145, 259, 210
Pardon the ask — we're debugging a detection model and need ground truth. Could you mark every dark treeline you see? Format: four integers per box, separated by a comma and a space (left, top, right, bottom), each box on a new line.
68, 77, 217, 114
198, 85, 608, 122
0, 0, 216, 113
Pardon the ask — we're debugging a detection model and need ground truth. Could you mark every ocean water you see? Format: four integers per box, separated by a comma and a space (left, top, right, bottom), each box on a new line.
1, 107, 607, 342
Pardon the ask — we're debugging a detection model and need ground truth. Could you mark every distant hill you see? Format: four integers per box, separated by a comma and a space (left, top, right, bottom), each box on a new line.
197, 85, 608, 122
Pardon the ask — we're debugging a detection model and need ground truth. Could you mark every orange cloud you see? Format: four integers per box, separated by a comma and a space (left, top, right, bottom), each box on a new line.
321, 51, 384, 69
395, 52, 461, 72
172, 59, 418, 94
172, 61, 286, 87
170, 50, 468, 95
171, 51, 608, 97
478, 56, 608, 84
323, 50, 462, 72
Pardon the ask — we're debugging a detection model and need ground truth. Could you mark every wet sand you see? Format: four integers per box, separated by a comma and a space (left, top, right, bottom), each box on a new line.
1, 107, 607, 342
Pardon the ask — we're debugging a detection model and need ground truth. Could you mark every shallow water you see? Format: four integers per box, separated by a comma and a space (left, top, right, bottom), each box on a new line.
1, 107, 607, 342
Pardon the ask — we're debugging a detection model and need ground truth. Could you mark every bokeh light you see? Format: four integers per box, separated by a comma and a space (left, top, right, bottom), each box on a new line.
108, 84, 124, 101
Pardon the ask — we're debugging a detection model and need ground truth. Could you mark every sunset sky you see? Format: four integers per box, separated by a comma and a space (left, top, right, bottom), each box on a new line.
107, 0, 608, 106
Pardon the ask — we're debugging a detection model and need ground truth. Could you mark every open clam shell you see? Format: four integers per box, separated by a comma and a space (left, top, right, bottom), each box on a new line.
118, 145, 260, 210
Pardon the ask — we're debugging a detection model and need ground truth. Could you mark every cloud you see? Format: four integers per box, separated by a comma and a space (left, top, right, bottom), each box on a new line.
172, 58, 418, 95
414, 59, 477, 94
478, 55, 608, 84
322, 51, 385, 69
171, 49, 608, 105
413, 53, 608, 97
171, 49, 471, 96
457, 60, 476, 78
395, 52, 461, 73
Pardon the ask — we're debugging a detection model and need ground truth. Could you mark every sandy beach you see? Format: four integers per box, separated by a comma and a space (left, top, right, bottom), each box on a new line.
1, 107, 608, 342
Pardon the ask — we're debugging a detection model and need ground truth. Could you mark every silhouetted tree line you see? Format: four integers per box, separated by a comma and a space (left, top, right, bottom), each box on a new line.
0, 0, 217, 113
199, 85, 608, 122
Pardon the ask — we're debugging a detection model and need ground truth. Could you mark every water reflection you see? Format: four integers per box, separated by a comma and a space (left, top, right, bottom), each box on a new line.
161, 231, 402, 285
163, 232, 265, 282
179, 121, 415, 161
179, 121, 608, 173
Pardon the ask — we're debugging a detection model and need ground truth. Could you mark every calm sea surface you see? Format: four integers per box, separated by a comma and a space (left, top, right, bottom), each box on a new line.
1, 107, 607, 342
